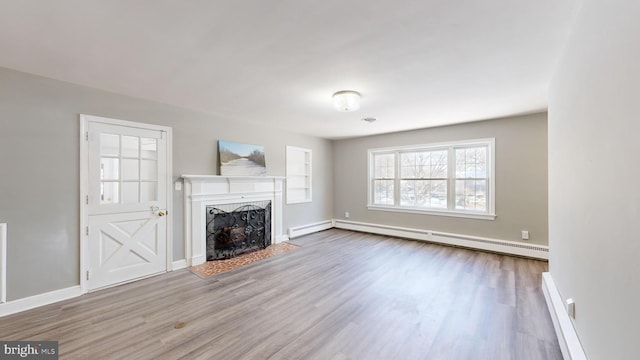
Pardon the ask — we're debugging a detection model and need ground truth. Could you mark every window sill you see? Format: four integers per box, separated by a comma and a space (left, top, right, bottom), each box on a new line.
367, 205, 496, 220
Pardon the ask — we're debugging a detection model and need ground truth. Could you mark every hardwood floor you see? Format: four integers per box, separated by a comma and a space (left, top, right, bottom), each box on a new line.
0, 229, 561, 359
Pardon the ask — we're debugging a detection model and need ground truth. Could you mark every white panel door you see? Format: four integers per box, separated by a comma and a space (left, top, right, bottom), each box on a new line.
86, 121, 168, 290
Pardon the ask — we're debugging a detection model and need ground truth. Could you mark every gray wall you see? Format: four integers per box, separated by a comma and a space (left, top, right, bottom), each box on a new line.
548, 0, 640, 358
0, 67, 333, 301
333, 113, 548, 244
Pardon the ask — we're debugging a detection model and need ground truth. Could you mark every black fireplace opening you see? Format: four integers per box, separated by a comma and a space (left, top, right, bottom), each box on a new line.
206, 201, 271, 261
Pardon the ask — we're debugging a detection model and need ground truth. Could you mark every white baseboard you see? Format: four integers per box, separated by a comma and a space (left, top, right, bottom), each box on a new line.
275, 234, 290, 243
171, 259, 187, 271
333, 219, 549, 260
542, 273, 587, 360
288, 220, 334, 239
190, 255, 206, 267
0, 286, 83, 318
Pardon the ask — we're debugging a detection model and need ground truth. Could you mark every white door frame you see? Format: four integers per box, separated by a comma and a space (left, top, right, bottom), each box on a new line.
79, 114, 173, 292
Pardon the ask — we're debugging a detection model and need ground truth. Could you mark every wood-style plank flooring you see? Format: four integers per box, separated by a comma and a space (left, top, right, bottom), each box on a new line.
0, 229, 561, 359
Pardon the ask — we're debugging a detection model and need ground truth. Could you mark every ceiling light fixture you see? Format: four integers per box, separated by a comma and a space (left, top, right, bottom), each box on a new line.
332, 90, 361, 112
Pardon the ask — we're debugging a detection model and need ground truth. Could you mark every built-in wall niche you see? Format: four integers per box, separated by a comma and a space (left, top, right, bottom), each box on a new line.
286, 146, 312, 204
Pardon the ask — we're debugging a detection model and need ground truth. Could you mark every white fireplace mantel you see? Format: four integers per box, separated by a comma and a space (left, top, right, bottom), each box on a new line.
182, 175, 286, 266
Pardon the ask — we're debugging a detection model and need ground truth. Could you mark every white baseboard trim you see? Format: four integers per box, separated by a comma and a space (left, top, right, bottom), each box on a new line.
288, 220, 334, 239
190, 255, 207, 267
542, 273, 587, 360
333, 219, 549, 260
275, 234, 290, 243
0, 286, 83, 318
171, 259, 187, 271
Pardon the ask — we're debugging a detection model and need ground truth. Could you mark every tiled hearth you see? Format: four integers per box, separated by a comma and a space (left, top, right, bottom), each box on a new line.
189, 242, 299, 278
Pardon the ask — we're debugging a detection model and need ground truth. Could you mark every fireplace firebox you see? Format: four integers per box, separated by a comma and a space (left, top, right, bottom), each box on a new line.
206, 201, 271, 260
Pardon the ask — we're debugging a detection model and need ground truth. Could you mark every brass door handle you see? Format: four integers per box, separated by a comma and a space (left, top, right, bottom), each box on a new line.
158, 211, 166, 217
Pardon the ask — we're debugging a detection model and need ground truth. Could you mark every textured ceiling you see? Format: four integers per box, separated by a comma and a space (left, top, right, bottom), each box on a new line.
0, 0, 577, 139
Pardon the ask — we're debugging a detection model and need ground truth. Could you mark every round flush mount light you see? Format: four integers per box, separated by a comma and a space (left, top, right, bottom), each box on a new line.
332, 90, 361, 112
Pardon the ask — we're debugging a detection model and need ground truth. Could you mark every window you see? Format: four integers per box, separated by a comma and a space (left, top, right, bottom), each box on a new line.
99, 133, 158, 204
368, 139, 495, 220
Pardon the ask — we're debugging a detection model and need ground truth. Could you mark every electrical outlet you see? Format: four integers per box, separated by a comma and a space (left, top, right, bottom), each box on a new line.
521, 230, 529, 240
175, 181, 182, 191
345, 211, 350, 218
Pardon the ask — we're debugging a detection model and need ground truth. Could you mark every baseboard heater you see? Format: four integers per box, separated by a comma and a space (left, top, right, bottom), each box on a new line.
333, 219, 549, 260
288, 220, 334, 239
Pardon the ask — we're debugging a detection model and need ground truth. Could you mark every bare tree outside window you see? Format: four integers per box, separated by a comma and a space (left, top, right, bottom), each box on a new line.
455, 146, 488, 212
400, 150, 447, 208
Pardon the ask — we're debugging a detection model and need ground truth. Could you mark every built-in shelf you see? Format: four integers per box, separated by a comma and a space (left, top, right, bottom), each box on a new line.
286, 146, 312, 204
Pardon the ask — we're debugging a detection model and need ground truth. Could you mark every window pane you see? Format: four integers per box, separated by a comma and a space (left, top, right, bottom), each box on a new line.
475, 148, 487, 177
100, 158, 119, 180
141, 137, 157, 159
374, 154, 394, 178
122, 136, 139, 158
100, 182, 119, 204
456, 146, 487, 179
373, 180, 394, 205
429, 151, 447, 178
400, 151, 430, 178
401, 150, 446, 179
400, 180, 417, 205
140, 160, 157, 181
429, 180, 447, 208
100, 133, 119, 156
466, 148, 477, 178
455, 179, 487, 211
456, 149, 466, 177
400, 180, 447, 208
122, 159, 139, 181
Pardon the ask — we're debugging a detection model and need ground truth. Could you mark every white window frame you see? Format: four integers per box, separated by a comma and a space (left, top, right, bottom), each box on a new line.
367, 138, 496, 220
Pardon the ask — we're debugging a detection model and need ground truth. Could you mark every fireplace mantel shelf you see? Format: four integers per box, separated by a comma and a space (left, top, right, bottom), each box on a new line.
182, 174, 286, 266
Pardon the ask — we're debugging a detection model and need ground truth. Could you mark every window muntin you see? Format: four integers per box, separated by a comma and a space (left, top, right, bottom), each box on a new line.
368, 139, 494, 219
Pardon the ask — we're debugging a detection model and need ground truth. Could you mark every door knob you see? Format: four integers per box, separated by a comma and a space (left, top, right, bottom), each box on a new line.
158, 211, 166, 217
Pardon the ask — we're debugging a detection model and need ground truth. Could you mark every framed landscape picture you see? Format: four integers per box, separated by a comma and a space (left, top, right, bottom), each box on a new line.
218, 140, 267, 176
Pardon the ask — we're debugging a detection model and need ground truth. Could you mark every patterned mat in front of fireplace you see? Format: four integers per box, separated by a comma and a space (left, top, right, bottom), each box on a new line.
188, 242, 300, 279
